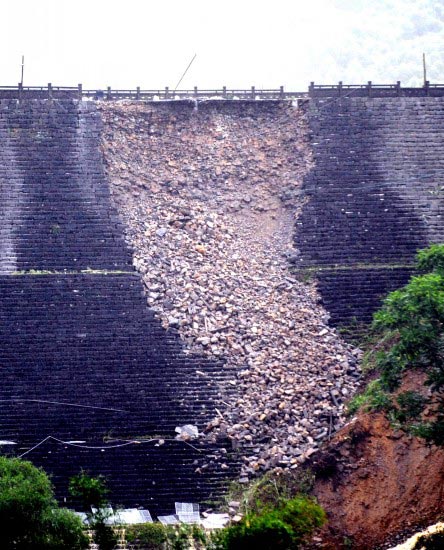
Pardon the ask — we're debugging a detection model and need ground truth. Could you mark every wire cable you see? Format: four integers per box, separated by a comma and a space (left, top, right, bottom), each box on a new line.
18, 435, 203, 458
1, 398, 127, 413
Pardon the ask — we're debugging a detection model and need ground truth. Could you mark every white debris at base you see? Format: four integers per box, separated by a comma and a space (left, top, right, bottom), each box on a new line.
74, 508, 153, 525
175, 502, 200, 524
74, 503, 229, 530
201, 513, 230, 529
158, 514, 180, 525
175, 424, 199, 440
113, 508, 153, 525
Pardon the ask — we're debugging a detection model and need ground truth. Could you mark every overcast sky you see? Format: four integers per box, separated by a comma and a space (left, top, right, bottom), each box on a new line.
1, 0, 443, 91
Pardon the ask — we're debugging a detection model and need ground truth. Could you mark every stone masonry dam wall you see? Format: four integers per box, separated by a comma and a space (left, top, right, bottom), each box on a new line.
3, 93, 442, 514
293, 96, 444, 332
0, 99, 238, 514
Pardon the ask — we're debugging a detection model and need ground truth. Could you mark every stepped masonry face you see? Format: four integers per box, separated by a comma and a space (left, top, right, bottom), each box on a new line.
0, 99, 236, 514
294, 96, 444, 331
1, 92, 444, 513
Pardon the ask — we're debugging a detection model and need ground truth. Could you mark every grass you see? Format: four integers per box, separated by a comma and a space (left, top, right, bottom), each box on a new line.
225, 469, 316, 516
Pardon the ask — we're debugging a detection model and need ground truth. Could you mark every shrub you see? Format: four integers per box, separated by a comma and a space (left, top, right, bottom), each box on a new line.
43, 507, 90, 550
276, 495, 327, 542
69, 471, 117, 550
124, 522, 209, 550
416, 244, 444, 274
347, 379, 392, 415
395, 391, 427, 422
351, 244, 444, 445
126, 522, 168, 548
0, 456, 88, 549
222, 514, 294, 550
217, 495, 325, 550
94, 522, 119, 550
226, 469, 315, 517
69, 470, 109, 509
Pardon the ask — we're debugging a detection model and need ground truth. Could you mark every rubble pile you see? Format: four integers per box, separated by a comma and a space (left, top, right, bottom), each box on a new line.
99, 101, 361, 480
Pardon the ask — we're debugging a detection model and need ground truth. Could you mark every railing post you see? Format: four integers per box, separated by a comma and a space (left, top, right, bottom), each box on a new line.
48, 83, 53, 99
222, 86, 227, 98
18, 82, 23, 101
77, 83, 82, 100
309, 81, 315, 98
424, 80, 430, 96
338, 81, 343, 97
107, 86, 112, 100
280, 85, 284, 99
396, 81, 401, 96
165, 86, 169, 99
194, 86, 198, 97
136, 86, 140, 100
251, 86, 255, 99
367, 81, 372, 98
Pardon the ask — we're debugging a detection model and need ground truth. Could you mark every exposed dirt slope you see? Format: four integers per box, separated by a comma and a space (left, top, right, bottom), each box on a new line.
308, 377, 444, 549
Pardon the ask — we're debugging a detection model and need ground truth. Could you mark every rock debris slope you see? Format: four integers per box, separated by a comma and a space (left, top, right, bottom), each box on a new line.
100, 100, 361, 478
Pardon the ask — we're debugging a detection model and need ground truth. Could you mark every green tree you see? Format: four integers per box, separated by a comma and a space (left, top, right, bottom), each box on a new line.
0, 456, 88, 549
69, 470, 109, 510
69, 471, 118, 550
355, 244, 444, 444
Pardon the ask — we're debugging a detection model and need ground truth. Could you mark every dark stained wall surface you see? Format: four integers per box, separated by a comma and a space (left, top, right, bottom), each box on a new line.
3, 93, 444, 510
0, 99, 235, 514
0, 101, 132, 272
294, 97, 444, 329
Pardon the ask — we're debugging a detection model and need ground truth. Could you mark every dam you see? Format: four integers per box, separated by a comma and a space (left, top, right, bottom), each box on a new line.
1, 82, 443, 513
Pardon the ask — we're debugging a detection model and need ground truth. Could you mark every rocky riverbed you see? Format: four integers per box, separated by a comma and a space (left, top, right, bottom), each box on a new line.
99, 100, 361, 479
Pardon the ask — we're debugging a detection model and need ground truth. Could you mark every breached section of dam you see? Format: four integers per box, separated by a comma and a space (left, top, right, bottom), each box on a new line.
4, 88, 440, 510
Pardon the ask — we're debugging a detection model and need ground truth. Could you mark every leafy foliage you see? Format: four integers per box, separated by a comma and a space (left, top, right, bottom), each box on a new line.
395, 391, 427, 422
351, 244, 444, 445
93, 521, 119, 550
221, 514, 294, 550
42, 508, 89, 550
226, 469, 315, 517
347, 379, 393, 415
416, 244, 444, 274
125, 492, 324, 550
125, 523, 209, 549
69, 470, 109, 510
69, 471, 117, 550
0, 456, 88, 549
126, 523, 168, 548
217, 496, 325, 550
373, 272, 444, 390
